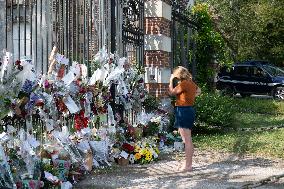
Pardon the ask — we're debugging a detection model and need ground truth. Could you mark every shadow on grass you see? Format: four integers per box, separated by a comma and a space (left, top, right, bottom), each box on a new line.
193, 124, 227, 135
231, 132, 257, 156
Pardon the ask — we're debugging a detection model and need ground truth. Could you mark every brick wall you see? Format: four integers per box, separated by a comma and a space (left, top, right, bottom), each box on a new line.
144, 0, 172, 98
145, 83, 169, 98
145, 17, 171, 37
144, 50, 170, 67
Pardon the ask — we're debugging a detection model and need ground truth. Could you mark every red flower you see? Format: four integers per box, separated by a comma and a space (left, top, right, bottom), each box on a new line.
74, 110, 89, 131
79, 87, 87, 94
56, 98, 67, 112
16, 181, 23, 188
122, 143, 134, 152
15, 60, 21, 66
35, 99, 44, 107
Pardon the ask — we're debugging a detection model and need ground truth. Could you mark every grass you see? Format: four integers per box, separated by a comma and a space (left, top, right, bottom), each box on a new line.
232, 97, 284, 115
231, 98, 284, 128
194, 128, 284, 159
194, 97, 284, 159
232, 112, 284, 128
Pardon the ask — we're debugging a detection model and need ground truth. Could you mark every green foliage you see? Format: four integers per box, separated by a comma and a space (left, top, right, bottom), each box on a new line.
190, 3, 233, 89
231, 98, 284, 128
142, 95, 160, 112
200, 0, 284, 66
194, 93, 284, 129
195, 92, 235, 127
194, 96, 284, 158
233, 98, 284, 115
165, 132, 183, 145
143, 121, 160, 137
232, 112, 284, 129
194, 129, 284, 159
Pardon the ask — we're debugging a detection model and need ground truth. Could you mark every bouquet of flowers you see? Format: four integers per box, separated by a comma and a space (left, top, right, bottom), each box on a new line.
132, 137, 160, 164
0, 52, 23, 119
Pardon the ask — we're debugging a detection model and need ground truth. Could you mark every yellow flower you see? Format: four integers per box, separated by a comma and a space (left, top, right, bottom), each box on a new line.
134, 153, 141, 160
140, 148, 147, 155
134, 145, 141, 152
145, 152, 152, 161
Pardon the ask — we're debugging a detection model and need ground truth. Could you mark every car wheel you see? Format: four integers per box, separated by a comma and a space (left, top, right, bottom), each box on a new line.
240, 93, 251, 98
273, 87, 284, 100
220, 86, 234, 97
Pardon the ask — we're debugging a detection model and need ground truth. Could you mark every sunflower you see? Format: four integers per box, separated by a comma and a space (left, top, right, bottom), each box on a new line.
145, 152, 152, 161
144, 149, 153, 161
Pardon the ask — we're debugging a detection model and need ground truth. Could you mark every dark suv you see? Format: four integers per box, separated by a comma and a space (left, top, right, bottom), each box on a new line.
216, 61, 284, 99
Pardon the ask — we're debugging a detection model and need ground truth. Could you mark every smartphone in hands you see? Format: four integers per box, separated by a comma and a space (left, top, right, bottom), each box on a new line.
172, 77, 180, 88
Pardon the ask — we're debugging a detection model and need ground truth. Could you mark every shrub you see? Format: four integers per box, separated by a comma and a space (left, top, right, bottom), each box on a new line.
195, 92, 235, 127
142, 95, 160, 113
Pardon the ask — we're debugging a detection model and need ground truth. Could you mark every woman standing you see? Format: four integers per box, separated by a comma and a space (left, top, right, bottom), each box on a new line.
169, 66, 201, 172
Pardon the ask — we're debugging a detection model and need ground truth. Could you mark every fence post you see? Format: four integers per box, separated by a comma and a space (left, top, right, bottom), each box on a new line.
111, 0, 116, 53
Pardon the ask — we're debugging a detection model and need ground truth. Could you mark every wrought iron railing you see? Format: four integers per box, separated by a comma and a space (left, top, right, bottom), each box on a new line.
0, 0, 146, 140
0, 0, 144, 74
171, 0, 197, 78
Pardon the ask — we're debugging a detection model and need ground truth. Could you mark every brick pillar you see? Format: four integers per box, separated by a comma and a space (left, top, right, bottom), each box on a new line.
144, 0, 172, 98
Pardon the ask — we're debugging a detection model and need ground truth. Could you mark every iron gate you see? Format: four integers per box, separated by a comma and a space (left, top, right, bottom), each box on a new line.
171, 0, 197, 78
0, 0, 145, 74
121, 0, 144, 67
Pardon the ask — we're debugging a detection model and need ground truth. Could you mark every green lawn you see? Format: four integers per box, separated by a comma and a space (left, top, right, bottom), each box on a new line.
194, 97, 284, 159
232, 98, 284, 128
194, 129, 284, 159
232, 112, 284, 128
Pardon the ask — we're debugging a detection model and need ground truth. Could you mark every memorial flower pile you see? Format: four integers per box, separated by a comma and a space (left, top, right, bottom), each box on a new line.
0, 48, 161, 189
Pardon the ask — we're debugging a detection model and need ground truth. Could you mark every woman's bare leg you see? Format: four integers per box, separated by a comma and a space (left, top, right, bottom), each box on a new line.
178, 128, 185, 142
179, 128, 194, 171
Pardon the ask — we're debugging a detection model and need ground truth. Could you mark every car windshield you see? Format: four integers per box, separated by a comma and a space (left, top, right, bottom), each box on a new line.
262, 65, 284, 77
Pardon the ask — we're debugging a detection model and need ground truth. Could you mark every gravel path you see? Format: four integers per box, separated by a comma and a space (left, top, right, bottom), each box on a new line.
74, 149, 284, 189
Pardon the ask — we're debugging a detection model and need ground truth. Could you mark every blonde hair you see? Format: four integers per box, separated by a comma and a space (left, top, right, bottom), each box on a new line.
173, 66, 192, 80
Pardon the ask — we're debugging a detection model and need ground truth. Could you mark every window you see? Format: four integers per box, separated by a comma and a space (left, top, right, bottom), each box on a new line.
251, 66, 267, 78
233, 66, 250, 77
262, 65, 284, 77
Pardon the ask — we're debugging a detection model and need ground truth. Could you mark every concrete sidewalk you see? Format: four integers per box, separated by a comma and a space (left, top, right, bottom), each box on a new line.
74, 149, 284, 189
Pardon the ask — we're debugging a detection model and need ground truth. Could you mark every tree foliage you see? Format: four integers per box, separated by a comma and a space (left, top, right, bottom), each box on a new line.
198, 0, 284, 66
190, 3, 233, 89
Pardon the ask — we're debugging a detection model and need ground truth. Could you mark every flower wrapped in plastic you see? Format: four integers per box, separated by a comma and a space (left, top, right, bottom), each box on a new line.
131, 138, 160, 164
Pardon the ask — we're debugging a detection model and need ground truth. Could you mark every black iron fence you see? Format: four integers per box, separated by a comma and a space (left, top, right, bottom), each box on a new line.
0, 0, 145, 74
0, 0, 145, 139
171, 0, 197, 78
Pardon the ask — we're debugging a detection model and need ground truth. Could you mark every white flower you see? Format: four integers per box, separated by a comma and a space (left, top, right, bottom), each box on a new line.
129, 154, 135, 164
150, 116, 161, 124
150, 148, 158, 159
